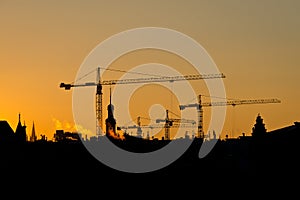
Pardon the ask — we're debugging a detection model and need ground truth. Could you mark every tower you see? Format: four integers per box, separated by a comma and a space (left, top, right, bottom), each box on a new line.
105, 87, 116, 136
15, 113, 27, 142
30, 121, 37, 142
252, 113, 267, 137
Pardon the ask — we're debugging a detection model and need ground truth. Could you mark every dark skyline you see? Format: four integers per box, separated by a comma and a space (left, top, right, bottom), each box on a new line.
0, 112, 299, 194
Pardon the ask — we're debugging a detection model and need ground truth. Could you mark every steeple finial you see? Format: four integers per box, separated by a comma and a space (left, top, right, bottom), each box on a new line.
109, 86, 112, 105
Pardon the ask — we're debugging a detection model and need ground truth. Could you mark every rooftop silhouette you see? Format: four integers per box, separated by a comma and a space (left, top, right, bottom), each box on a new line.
0, 113, 299, 195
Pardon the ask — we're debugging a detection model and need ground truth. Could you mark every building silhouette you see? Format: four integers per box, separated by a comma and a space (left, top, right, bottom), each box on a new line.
29, 121, 37, 142
105, 87, 117, 136
0, 120, 15, 143
15, 113, 27, 142
53, 129, 81, 142
252, 113, 267, 137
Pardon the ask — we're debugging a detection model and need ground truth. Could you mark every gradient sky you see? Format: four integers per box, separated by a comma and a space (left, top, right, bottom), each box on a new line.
0, 0, 299, 140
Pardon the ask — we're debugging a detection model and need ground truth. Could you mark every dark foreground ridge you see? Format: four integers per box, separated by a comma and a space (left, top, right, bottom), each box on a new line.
0, 123, 300, 195
0, 126, 300, 177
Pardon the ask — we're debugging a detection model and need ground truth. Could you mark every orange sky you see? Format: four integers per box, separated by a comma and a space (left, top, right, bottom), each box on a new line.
0, 0, 299, 140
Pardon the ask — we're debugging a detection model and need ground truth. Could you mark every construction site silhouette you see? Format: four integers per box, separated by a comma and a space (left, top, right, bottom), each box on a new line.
0, 90, 298, 195
0, 114, 299, 193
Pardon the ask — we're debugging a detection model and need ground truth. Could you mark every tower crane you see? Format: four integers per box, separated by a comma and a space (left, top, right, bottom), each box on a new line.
118, 116, 151, 138
156, 109, 196, 140
119, 115, 196, 139
179, 95, 281, 139
60, 67, 225, 136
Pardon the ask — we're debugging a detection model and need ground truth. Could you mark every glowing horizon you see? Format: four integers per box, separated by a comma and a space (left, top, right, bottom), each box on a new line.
1, 0, 299, 141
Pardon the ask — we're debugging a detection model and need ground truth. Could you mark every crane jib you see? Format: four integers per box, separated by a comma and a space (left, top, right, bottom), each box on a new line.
60, 73, 225, 88
101, 74, 225, 85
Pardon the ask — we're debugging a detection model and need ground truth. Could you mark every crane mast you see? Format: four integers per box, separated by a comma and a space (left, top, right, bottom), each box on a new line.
96, 67, 103, 136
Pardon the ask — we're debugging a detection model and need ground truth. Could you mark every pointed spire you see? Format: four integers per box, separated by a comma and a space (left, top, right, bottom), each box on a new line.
109, 86, 112, 105
15, 113, 27, 142
17, 113, 22, 127
30, 121, 36, 142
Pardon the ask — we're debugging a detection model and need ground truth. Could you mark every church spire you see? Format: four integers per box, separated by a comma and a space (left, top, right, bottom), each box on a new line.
15, 113, 27, 142
105, 86, 116, 136
17, 113, 22, 128
109, 86, 112, 105
30, 121, 37, 142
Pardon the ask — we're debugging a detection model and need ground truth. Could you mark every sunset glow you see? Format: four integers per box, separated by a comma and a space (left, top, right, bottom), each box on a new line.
1, 0, 299, 141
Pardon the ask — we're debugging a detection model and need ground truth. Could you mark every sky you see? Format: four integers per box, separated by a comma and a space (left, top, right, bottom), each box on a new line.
0, 0, 300, 140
